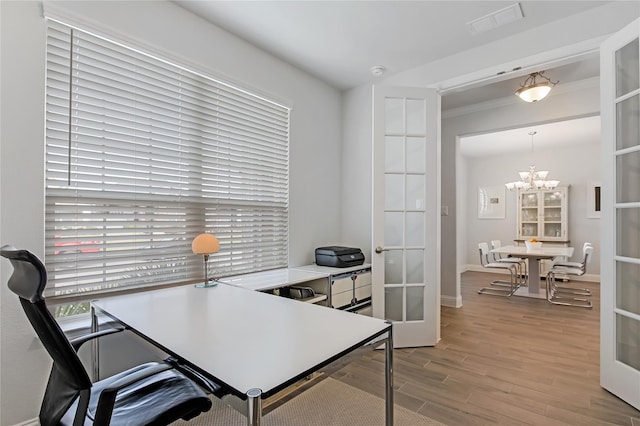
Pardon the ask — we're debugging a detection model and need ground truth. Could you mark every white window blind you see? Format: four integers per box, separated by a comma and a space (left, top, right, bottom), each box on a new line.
44, 20, 290, 297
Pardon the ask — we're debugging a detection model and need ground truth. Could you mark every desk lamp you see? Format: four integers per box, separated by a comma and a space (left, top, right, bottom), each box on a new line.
192, 233, 220, 288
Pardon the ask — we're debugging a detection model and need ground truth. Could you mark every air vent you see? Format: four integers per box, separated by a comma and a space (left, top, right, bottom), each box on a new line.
466, 3, 524, 35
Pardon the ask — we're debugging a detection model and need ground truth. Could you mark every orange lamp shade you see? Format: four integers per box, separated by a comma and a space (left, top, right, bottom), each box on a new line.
192, 233, 220, 255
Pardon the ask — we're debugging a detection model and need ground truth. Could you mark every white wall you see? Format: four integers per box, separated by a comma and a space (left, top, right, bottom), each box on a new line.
341, 85, 373, 261
342, 2, 638, 308
462, 140, 602, 274
0, 1, 342, 423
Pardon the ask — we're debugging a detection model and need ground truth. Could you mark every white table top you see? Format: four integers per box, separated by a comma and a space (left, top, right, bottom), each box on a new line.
218, 268, 328, 291
218, 264, 372, 292
91, 283, 390, 398
293, 263, 372, 276
491, 245, 574, 258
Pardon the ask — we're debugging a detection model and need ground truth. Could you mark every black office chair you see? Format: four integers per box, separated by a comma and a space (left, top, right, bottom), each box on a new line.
1, 246, 213, 426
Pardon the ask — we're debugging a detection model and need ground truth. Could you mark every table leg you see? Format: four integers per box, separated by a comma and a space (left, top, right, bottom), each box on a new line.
91, 304, 99, 382
528, 258, 541, 294
385, 325, 394, 426
246, 388, 262, 426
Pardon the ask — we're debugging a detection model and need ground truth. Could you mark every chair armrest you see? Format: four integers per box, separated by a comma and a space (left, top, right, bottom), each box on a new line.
93, 362, 173, 425
69, 327, 125, 351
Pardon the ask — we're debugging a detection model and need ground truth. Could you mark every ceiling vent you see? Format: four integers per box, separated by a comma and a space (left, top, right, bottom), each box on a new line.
466, 3, 524, 35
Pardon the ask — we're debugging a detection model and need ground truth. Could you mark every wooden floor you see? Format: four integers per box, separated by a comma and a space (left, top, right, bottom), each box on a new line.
333, 271, 640, 425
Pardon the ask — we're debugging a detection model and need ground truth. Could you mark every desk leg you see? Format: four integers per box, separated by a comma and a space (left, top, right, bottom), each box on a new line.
385, 325, 394, 426
90, 304, 99, 382
246, 388, 262, 426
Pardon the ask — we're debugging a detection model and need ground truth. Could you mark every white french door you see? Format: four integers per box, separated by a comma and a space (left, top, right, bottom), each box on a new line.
600, 18, 640, 410
372, 85, 440, 348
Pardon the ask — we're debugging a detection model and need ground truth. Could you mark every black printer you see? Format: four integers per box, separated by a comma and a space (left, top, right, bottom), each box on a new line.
315, 246, 365, 268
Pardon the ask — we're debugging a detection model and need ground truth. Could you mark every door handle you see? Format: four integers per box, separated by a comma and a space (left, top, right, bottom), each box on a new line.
375, 246, 388, 254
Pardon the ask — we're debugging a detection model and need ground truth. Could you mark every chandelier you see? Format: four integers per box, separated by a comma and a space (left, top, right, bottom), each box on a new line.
505, 131, 559, 191
515, 71, 558, 102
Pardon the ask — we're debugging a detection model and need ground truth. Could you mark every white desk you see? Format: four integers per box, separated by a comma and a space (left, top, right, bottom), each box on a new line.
491, 245, 574, 298
219, 268, 328, 292
91, 283, 393, 426
220, 264, 372, 308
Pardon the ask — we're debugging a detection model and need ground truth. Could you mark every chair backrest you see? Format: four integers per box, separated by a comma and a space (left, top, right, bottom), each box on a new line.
583, 245, 594, 268
1, 246, 91, 426
490, 240, 503, 261
478, 242, 490, 266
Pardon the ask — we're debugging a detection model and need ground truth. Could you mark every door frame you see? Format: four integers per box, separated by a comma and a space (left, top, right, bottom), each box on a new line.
448, 38, 605, 307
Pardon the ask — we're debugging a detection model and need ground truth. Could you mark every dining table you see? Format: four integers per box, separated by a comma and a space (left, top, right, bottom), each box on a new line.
490, 244, 574, 298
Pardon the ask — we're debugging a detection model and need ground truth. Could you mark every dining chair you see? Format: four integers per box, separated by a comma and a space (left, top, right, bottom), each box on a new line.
477, 242, 520, 297
490, 240, 527, 287
545, 245, 593, 308
550, 242, 593, 296
1, 245, 215, 425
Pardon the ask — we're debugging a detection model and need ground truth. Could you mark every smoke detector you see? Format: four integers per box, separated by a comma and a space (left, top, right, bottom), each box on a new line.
371, 65, 386, 77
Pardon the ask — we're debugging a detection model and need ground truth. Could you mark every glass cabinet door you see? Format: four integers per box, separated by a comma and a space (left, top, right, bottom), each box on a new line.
517, 187, 568, 241
519, 192, 539, 238
542, 190, 565, 239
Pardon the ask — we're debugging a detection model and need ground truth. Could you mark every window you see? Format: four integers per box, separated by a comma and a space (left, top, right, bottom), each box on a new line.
45, 20, 290, 298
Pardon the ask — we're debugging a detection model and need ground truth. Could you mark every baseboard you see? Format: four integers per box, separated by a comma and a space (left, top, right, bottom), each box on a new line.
441, 294, 462, 308
463, 264, 601, 283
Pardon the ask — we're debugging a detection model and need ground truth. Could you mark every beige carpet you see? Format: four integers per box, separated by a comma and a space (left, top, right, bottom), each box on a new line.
174, 377, 445, 425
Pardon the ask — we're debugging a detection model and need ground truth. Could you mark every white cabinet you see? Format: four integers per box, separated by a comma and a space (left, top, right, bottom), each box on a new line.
517, 187, 569, 242
517, 187, 570, 278
329, 270, 371, 311
295, 265, 372, 313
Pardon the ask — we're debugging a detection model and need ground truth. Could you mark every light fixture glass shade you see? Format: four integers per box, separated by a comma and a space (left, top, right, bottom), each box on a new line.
192, 233, 219, 255
515, 83, 552, 102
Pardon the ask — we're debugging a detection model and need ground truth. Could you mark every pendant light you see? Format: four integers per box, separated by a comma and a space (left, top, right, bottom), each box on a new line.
515, 71, 558, 102
505, 131, 560, 191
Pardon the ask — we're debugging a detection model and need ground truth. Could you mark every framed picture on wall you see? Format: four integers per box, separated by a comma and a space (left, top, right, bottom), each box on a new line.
478, 186, 505, 219
587, 181, 601, 218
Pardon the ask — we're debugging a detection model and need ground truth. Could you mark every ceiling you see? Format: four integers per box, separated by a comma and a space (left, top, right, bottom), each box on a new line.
173, 1, 607, 153
459, 115, 601, 158
173, 0, 606, 97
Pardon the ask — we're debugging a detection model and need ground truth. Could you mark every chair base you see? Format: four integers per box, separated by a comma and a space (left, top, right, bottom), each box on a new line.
555, 284, 592, 296
547, 293, 593, 308
546, 273, 593, 309
478, 287, 515, 297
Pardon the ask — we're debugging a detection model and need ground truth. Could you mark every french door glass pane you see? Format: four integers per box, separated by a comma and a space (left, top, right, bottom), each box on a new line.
406, 286, 424, 321
385, 136, 404, 172
385, 98, 404, 134
385, 174, 404, 210
617, 261, 640, 315
617, 314, 640, 370
406, 249, 424, 284
405, 212, 424, 246
385, 287, 403, 321
406, 137, 426, 173
617, 208, 640, 258
384, 250, 403, 284
615, 38, 639, 97
615, 94, 639, 150
406, 175, 425, 210
406, 99, 425, 134
617, 150, 640, 203
385, 212, 403, 247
